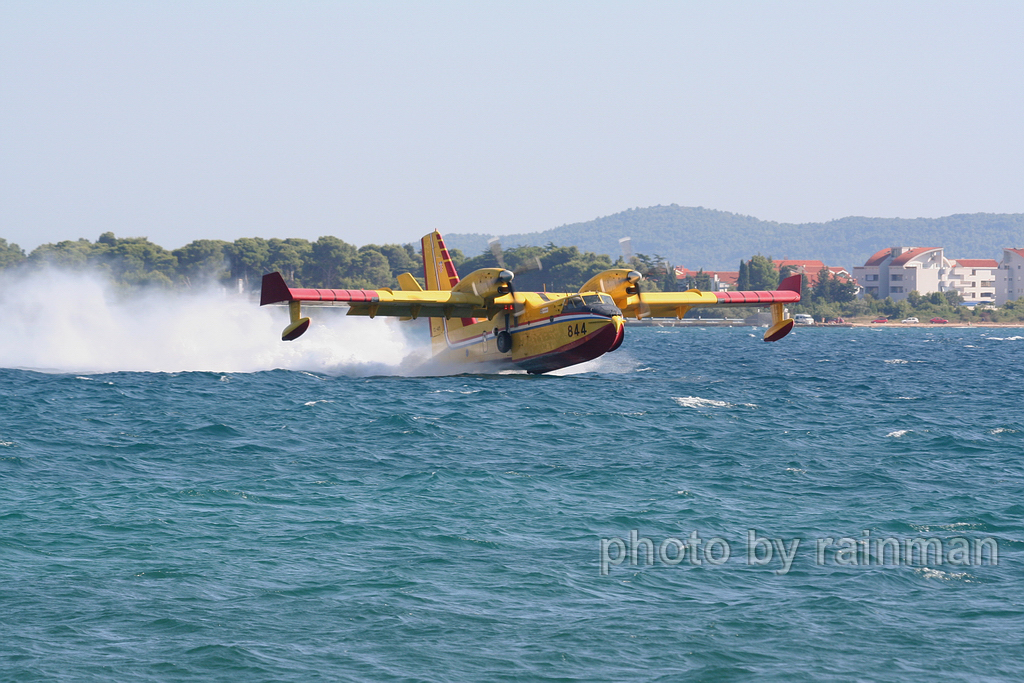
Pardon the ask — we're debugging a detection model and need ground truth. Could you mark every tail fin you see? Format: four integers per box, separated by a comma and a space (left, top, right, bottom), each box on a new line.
420, 231, 477, 343
421, 231, 460, 292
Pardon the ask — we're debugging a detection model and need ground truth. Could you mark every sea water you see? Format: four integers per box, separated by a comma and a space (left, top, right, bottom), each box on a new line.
2, 319, 1023, 681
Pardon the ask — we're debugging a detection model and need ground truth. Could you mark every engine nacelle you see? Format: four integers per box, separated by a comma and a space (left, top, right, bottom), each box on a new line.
451, 268, 515, 300
579, 269, 642, 309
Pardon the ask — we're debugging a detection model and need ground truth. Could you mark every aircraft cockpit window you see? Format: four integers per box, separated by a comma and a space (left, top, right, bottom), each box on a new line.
562, 295, 584, 309
563, 293, 618, 315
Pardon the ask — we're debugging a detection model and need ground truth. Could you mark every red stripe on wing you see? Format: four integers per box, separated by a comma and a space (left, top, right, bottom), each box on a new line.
714, 291, 801, 304
286, 288, 381, 303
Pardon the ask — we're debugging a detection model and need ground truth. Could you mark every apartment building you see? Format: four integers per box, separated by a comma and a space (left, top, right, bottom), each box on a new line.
853, 247, 948, 300
854, 247, 1006, 303
943, 259, 998, 304
995, 248, 1024, 306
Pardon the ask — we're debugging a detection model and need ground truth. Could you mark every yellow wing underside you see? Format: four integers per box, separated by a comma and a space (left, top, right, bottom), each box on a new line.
615, 291, 720, 320
346, 289, 488, 319
265, 268, 751, 322
291, 288, 726, 321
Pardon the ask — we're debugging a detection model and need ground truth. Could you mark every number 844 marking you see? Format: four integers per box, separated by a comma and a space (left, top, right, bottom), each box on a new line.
566, 322, 587, 338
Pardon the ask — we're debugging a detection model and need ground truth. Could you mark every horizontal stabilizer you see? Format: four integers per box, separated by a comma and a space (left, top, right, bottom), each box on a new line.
397, 273, 423, 292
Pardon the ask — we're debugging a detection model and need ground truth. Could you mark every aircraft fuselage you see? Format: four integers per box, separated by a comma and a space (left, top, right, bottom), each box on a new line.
432, 291, 625, 374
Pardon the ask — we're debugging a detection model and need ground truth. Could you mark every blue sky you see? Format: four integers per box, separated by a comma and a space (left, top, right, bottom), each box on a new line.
2, 1, 1022, 251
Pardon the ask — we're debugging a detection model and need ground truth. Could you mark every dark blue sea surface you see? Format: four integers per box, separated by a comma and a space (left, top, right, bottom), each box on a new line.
2, 327, 1022, 681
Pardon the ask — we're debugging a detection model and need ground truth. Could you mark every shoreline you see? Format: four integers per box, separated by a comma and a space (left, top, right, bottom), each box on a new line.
627, 319, 1024, 329
847, 322, 1024, 328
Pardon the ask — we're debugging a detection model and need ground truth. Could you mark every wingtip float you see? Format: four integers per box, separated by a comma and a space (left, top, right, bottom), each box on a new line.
259, 232, 801, 373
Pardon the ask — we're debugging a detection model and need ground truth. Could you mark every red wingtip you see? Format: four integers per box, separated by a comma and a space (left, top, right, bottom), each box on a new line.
778, 274, 802, 294
260, 272, 293, 306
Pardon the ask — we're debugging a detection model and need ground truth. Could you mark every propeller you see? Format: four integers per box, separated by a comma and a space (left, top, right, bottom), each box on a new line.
619, 238, 651, 319
625, 269, 651, 320
489, 237, 543, 276
488, 257, 521, 353
619, 237, 633, 262
488, 237, 507, 269
488, 237, 542, 318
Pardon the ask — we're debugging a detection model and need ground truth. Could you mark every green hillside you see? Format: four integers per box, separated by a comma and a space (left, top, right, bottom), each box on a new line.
444, 206, 1024, 271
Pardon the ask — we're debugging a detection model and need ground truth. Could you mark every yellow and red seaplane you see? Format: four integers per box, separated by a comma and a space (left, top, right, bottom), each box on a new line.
260, 232, 801, 374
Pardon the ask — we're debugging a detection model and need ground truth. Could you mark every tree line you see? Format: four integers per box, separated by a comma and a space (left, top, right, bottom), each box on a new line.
0, 233, 678, 295
4, 233, 1021, 320
0, 234, 426, 292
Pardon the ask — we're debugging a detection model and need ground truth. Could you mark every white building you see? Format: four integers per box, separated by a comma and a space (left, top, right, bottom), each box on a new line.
995, 248, 1024, 306
942, 260, 998, 304
853, 247, 949, 301
853, 248, 1004, 303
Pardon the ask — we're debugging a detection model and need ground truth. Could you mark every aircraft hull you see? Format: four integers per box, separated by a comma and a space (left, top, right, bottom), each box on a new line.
434, 312, 624, 374
516, 315, 624, 374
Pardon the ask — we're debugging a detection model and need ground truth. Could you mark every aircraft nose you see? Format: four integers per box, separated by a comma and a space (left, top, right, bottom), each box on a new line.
608, 315, 625, 352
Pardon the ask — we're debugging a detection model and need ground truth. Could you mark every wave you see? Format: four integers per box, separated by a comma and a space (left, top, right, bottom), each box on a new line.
0, 268, 427, 375
672, 396, 757, 409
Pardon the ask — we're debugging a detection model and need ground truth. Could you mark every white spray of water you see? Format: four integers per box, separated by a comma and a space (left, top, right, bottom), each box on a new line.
547, 349, 640, 376
0, 269, 430, 375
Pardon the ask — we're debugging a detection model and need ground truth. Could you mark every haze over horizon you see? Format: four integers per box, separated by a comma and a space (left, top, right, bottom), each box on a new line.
2, 1, 1022, 252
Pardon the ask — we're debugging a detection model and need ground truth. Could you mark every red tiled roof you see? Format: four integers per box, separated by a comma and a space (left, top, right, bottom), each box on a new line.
773, 259, 826, 271
674, 268, 739, 284
864, 248, 891, 267
716, 271, 739, 285
1006, 248, 1024, 259
677, 264, 848, 288
954, 259, 999, 268
891, 247, 941, 266
774, 261, 851, 286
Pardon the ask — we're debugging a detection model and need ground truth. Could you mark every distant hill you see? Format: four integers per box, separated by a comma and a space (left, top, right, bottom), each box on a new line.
443, 206, 1024, 271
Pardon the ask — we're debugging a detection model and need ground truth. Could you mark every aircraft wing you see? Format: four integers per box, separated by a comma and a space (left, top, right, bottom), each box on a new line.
260, 272, 487, 319
616, 290, 718, 319
616, 274, 803, 320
